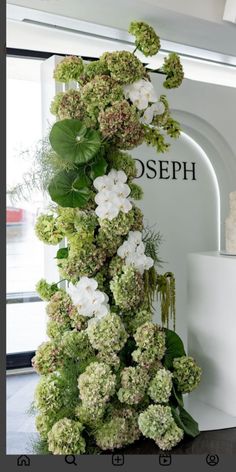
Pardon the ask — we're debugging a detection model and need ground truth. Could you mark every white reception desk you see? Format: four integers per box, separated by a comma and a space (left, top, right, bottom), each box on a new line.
187, 252, 236, 430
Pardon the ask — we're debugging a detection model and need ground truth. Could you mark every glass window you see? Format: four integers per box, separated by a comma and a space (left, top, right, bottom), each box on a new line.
7, 56, 47, 354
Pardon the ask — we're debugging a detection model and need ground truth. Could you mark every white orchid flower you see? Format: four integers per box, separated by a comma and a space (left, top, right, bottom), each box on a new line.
109, 169, 127, 184
116, 230, 154, 274
128, 231, 143, 245
77, 276, 98, 292
93, 175, 114, 191
123, 79, 158, 111
119, 198, 132, 214
117, 240, 133, 258
113, 182, 131, 199
141, 101, 166, 125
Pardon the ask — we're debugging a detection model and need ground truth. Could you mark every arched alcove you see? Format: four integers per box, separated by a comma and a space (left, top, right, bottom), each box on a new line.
172, 109, 236, 246
131, 129, 222, 345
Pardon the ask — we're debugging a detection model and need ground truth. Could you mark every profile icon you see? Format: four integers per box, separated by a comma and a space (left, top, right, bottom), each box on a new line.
206, 454, 219, 466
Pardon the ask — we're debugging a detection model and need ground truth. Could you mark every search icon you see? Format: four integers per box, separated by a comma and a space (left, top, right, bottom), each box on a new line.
65, 455, 77, 466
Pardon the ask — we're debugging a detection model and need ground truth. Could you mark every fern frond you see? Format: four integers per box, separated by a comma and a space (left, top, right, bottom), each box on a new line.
143, 225, 163, 267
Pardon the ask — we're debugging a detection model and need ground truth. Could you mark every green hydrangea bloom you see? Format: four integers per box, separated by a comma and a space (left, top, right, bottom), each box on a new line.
134, 321, 164, 350
99, 209, 135, 237
87, 313, 127, 354
34, 373, 67, 415
68, 233, 94, 255
75, 403, 105, 428
53, 56, 84, 83
58, 244, 106, 281
74, 210, 98, 235
129, 21, 161, 56
35, 214, 64, 245
132, 347, 163, 371
173, 356, 202, 394
118, 366, 149, 405
108, 256, 124, 279
97, 229, 123, 258
56, 207, 77, 235
129, 182, 144, 200
95, 413, 140, 450
93, 268, 111, 294
56, 89, 85, 120
83, 59, 109, 81
62, 330, 94, 360
46, 320, 71, 340
48, 418, 86, 455
78, 362, 116, 409
50, 92, 64, 116
130, 205, 144, 231
107, 149, 137, 179
46, 290, 75, 325
69, 311, 88, 331
96, 350, 120, 368
148, 368, 173, 403
99, 100, 145, 149
110, 266, 144, 310
138, 404, 173, 439
32, 341, 63, 375
123, 304, 152, 334
101, 50, 145, 84
81, 75, 123, 111
36, 278, 59, 301
132, 322, 166, 368
35, 413, 55, 440
156, 421, 184, 450
162, 53, 184, 89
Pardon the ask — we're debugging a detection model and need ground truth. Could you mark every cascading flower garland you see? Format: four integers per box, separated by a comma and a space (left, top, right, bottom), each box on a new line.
32, 20, 201, 454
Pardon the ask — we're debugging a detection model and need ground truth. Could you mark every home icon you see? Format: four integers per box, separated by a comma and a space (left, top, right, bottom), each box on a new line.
17, 455, 31, 467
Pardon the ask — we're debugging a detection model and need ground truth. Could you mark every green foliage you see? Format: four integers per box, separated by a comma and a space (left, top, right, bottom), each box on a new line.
48, 170, 92, 208
88, 150, 108, 180
49, 119, 101, 165
129, 182, 143, 200
163, 329, 186, 370
156, 272, 176, 329
171, 406, 199, 438
56, 248, 68, 260
143, 125, 170, 153
143, 226, 163, 266
106, 149, 137, 179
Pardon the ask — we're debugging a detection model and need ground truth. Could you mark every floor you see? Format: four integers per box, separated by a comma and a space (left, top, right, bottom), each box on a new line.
6, 373, 236, 455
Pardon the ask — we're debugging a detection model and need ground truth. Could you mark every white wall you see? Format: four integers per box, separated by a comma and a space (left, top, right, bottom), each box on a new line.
133, 73, 236, 346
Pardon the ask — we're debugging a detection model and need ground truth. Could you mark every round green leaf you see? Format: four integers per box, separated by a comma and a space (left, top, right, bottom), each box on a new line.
48, 170, 91, 208
49, 119, 101, 165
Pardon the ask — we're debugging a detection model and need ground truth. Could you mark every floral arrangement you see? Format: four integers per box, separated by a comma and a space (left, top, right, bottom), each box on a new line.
32, 21, 201, 454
